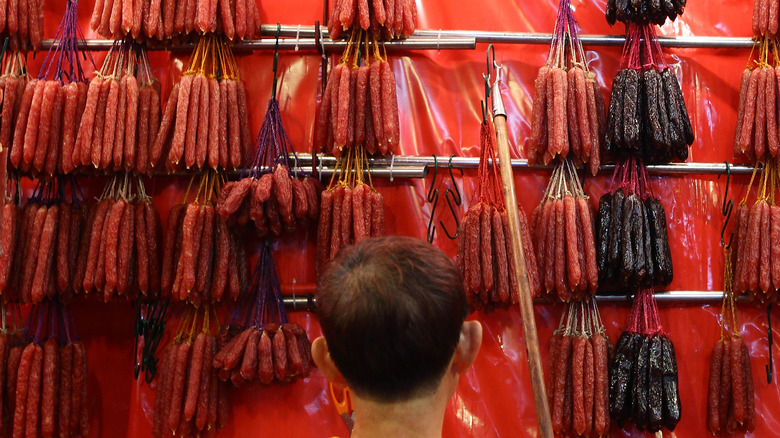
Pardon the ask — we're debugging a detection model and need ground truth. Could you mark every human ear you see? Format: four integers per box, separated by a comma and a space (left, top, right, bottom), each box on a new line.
312, 336, 348, 389
451, 321, 482, 375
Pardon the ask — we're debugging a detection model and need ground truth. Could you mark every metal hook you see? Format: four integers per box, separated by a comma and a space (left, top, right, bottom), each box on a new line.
767, 304, 774, 383
439, 189, 460, 239
272, 23, 281, 99
427, 155, 439, 203
718, 161, 734, 248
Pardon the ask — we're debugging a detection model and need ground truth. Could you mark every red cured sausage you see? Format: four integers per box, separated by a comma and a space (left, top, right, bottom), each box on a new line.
33, 80, 58, 172
21, 206, 47, 303
6, 345, 21, 432
578, 197, 598, 293
236, 81, 251, 162
583, 337, 594, 435
334, 66, 351, 150
239, 330, 259, 381
209, 218, 229, 302
151, 82, 178, 168
292, 178, 308, 219
0, 77, 19, 164
45, 82, 64, 174
741, 339, 756, 431
161, 204, 184, 298
130, 84, 151, 172
23, 344, 41, 438
317, 190, 333, 269
554, 199, 567, 300
194, 78, 209, 168
739, 69, 760, 154
90, 78, 111, 167
491, 209, 509, 302
707, 339, 723, 434
552, 334, 571, 433
184, 75, 203, 169
195, 335, 214, 430
369, 61, 385, 152
273, 329, 288, 382
169, 340, 192, 432
226, 80, 242, 169
529, 67, 549, 164
41, 339, 58, 438
143, 87, 160, 173
341, 186, 354, 247
351, 184, 367, 242
381, 61, 400, 153
718, 338, 732, 426
771, 206, 780, 291
116, 200, 136, 296
567, 69, 582, 161
592, 335, 609, 435
135, 203, 149, 294
0, 204, 18, 293
572, 336, 586, 435
479, 203, 493, 295
21, 80, 45, 167
153, 345, 174, 437
330, 187, 345, 259
184, 333, 206, 421
58, 344, 73, 436
257, 330, 274, 385
13, 344, 34, 438
745, 201, 763, 292
767, 67, 779, 157
563, 195, 581, 291
195, 205, 215, 294
759, 201, 771, 294
99, 78, 120, 169
731, 337, 746, 424
9, 79, 36, 169
734, 69, 751, 159
370, 190, 384, 236
754, 68, 768, 159
734, 203, 749, 293
169, 75, 193, 167
31, 205, 58, 304
103, 200, 126, 295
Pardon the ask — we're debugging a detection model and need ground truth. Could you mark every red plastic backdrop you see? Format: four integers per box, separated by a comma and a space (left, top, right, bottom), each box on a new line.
26, 0, 780, 436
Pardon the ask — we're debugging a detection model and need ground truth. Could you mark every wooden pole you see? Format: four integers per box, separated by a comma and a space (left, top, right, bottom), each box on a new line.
490, 72, 553, 438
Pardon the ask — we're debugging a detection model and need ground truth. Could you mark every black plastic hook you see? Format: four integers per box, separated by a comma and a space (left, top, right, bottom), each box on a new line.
767, 304, 774, 383
426, 155, 440, 243
271, 23, 281, 99
718, 161, 734, 248
438, 155, 462, 240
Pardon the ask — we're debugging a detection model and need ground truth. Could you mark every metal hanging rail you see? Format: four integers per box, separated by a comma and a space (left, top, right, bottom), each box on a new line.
260, 24, 755, 49
281, 291, 745, 310
280, 153, 754, 178
38, 37, 476, 52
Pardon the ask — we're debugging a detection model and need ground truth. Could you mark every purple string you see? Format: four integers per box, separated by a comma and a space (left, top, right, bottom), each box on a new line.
248, 97, 301, 178
38, 0, 93, 83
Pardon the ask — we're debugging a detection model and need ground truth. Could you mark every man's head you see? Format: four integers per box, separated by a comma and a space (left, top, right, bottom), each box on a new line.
313, 236, 480, 404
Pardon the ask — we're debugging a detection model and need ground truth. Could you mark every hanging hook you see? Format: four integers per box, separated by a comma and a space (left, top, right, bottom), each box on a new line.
438, 155, 462, 240
481, 45, 496, 124
426, 155, 440, 243
719, 161, 734, 248
767, 304, 774, 383
272, 23, 281, 99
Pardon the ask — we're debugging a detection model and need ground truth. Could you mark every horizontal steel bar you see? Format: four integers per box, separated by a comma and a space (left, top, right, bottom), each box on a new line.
39, 37, 475, 52
261, 24, 755, 49
279, 291, 740, 311
290, 154, 753, 177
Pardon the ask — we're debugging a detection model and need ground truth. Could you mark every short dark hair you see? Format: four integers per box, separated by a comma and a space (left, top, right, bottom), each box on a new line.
317, 236, 469, 403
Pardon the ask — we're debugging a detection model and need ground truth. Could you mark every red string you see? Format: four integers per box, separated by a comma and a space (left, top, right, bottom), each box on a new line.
478, 119, 504, 210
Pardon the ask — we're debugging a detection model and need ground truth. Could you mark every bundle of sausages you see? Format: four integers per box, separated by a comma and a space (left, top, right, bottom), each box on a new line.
733, 48, 780, 163
154, 35, 252, 172
730, 159, 780, 304
153, 309, 228, 438
216, 88, 322, 237
70, 41, 161, 175
706, 249, 756, 434
213, 243, 314, 388
214, 323, 313, 388
609, 288, 681, 432
162, 174, 246, 306
216, 169, 322, 238
72, 176, 162, 301
707, 336, 755, 434
0, 0, 44, 51
327, 0, 416, 40
605, 0, 686, 26
528, 0, 605, 174
753, 0, 780, 36
548, 299, 611, 437
2, 303, 89, 438
0, 178, 88, 305
606, 25, 693, 163
89, 0, 260, 40
457, 119, 537, 311
0, 52, 29, 180
317, 145, 385, 269
596, 158, 673, 291
316, 46, 400, 157
530, 160, 598, 302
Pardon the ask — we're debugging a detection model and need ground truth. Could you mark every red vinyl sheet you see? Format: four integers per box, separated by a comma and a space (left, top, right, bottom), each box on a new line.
22, 0, 780, 436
